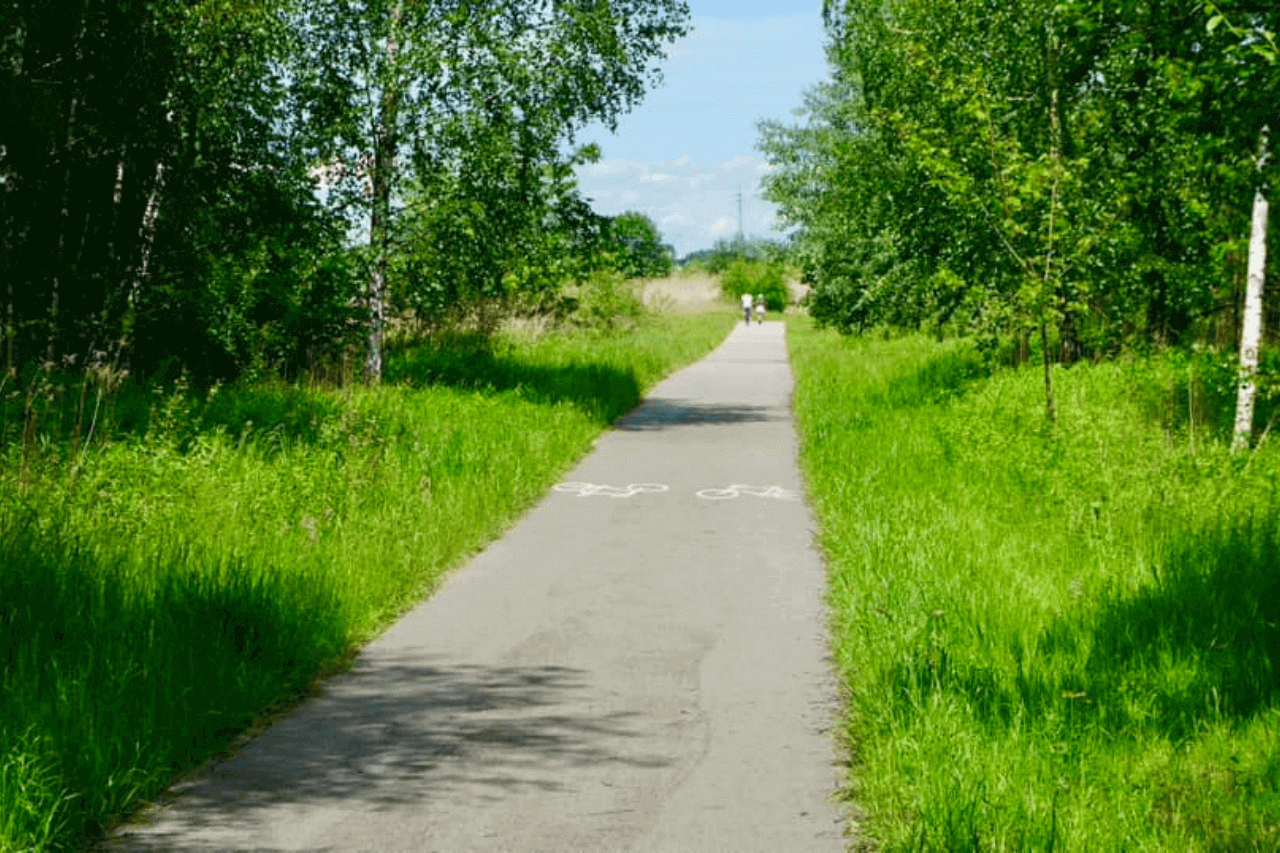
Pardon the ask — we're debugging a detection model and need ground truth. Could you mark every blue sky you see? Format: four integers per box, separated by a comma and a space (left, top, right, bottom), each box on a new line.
572, 1, 830, 257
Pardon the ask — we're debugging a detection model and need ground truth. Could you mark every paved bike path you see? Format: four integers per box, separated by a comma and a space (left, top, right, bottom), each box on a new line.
108, 321, 846, 851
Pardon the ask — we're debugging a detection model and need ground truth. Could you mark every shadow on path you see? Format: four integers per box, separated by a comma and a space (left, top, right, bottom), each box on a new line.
113, 657, 671, 846
616, 399, 779, 431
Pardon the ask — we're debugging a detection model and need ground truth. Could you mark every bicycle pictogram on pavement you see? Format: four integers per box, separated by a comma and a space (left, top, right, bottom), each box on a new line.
695, 485, 800, 501
554, 482, 670, 498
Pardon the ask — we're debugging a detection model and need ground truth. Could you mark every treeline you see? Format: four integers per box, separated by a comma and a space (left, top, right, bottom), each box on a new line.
2, 0, 688, 385
761, 0, 1278, 361
678, 235, 790, 272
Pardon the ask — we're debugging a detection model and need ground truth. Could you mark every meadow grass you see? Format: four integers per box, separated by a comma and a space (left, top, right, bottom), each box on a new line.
787, 320, 1280, 851
0, 310, 737, 852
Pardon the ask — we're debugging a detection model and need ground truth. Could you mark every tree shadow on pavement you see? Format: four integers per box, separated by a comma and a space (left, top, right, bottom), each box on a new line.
616, 399, 778, 431
107, 655, 673, 849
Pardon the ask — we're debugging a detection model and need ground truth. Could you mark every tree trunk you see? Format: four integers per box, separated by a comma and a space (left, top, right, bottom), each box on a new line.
134, 161, 166, 301
107, 150, 126, 283
1232, 188, 1268, 453
50, 96, 79, 361
365, 3, 403, 384
4, 161, 14, 371
1041, 71, 1062, 428
1041, 321, 1058, 427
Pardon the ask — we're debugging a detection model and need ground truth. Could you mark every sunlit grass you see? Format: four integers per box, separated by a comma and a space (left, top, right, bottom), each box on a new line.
0, 311, 737, 852
788, 320, 1280, 851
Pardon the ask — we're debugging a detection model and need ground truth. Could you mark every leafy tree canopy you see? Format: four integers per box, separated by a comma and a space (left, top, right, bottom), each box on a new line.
767, 0, 1278, 361
603, 211, 675, 279
1, 0, 691, 382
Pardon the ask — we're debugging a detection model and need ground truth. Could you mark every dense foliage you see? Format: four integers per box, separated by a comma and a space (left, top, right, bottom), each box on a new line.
2, 0, 690, 383
761, 0, 1278, 361
600, 210, 676, 279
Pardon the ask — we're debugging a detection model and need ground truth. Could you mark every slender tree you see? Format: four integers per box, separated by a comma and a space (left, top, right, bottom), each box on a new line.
2, 0, 350, 380
1233, 130, 1270, 452
295, 0, 689, 381
365, 1, 403, 382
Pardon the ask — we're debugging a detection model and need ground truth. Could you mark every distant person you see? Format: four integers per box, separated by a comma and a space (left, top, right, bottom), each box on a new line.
755, 293, 765, 324
741, 292, 753, 325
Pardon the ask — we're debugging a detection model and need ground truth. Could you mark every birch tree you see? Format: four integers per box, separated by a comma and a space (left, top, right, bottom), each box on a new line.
2, 0, 345, 379
773, 0, 1278, 382
295, 0, 689, 382
1233, 154, 1269, 452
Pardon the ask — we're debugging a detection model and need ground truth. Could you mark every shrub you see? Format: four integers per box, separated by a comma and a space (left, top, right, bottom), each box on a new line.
719, 260, 790, 312
565, 271, 648, 331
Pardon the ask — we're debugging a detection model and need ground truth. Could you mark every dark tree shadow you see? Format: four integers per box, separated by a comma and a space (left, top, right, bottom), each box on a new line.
103, 655, 673, 851
1, 334, 650, 455
1077, 514, 1280, 739
615, 398, 778, 431
879, 345, 992, 410
886, 513, 1280, 741
385, 339, 643, 426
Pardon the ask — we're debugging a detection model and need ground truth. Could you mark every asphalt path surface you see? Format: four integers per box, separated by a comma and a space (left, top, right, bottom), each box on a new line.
106, 320, 846, 851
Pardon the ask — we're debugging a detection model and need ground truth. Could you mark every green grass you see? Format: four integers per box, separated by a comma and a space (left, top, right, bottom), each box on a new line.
0, 310, 737, 852
787, 320, 1280, 851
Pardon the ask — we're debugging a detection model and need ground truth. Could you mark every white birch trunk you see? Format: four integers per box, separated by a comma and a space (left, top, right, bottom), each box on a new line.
106, 150, 126, 290
364, 4, 402, 384
1232, 189, 1268, 453
134, 161, 166, 299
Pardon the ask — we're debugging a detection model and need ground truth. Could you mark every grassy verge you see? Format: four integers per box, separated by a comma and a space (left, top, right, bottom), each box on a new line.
0, 310, 737, 852
787, 321, 1280, 851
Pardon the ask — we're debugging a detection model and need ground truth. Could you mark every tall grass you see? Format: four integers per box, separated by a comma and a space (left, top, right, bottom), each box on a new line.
0, 311, 737, 852
787, 321, 1280, 851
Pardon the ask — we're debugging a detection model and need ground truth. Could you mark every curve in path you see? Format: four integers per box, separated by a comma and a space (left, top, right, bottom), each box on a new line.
106, 321, 847, 852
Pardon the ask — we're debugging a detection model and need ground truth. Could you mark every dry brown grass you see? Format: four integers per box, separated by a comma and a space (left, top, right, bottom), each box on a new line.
638, 271, 724, 313
640, 271, 810, 315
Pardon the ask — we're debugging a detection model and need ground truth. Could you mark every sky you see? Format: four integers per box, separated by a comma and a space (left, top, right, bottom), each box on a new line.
572, 1, 830, 258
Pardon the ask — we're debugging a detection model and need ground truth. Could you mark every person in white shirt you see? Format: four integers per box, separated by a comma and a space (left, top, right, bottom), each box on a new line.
755, 293, 765, 324
741, 292, 753, 325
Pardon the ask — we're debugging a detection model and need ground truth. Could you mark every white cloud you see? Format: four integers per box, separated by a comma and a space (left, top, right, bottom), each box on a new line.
718, 154, 757, 171
567, 5, 827, 256
576, 152, 785, 256
581, 159, 643, 179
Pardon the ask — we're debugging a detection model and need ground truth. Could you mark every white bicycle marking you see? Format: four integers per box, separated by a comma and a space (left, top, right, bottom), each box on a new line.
555, 482, 670, 498
553, 482, 797, 500
696, 485, 800, 501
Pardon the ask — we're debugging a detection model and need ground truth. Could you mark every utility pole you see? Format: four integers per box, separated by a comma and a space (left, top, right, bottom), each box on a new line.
737, 186, 744, 243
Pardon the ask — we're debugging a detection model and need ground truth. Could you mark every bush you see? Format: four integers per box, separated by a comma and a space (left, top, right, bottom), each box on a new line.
566, 271, 647, 331
719, 260, 790, 312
